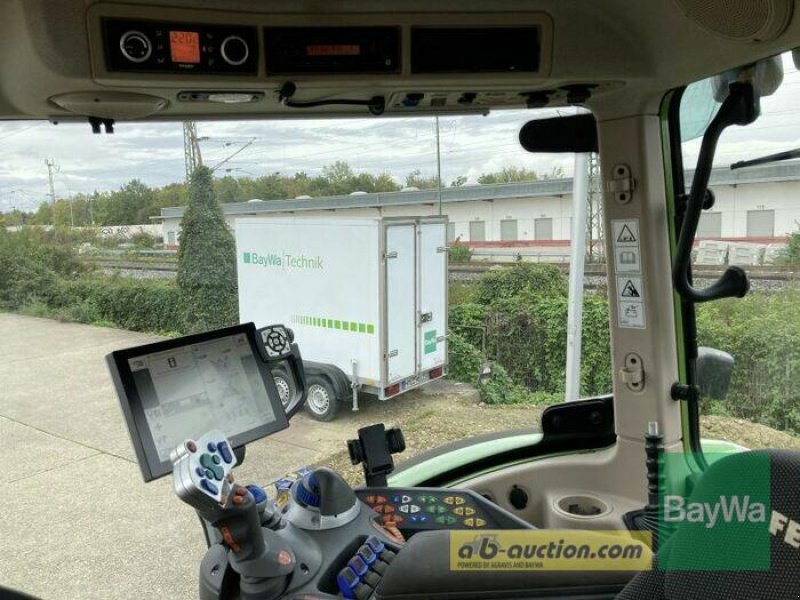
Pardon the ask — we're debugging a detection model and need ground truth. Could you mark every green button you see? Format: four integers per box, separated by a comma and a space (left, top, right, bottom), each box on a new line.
200, 454, 224, 480
212, 455, 221, 465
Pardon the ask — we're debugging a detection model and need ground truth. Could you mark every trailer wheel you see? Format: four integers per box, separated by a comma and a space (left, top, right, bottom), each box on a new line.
271, 368, 295, 409
305, 376, 340, 422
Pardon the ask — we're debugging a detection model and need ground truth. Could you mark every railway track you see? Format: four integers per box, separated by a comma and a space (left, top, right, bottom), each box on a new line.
85, 257, 799, 288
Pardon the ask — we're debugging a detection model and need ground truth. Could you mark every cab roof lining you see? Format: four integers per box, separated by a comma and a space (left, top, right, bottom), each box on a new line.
0, 0, 798, 122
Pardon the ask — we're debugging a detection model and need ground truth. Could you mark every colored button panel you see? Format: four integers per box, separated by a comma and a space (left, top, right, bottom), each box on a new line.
199, 454, 224, 480
217, 441, 233, 464
200, 479, 219, 495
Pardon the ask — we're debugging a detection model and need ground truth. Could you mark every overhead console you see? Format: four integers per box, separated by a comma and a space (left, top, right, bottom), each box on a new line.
68, 4, 624, 119
91, 8, 550, 80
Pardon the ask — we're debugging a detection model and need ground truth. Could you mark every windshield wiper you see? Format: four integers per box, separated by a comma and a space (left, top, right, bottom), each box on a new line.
730, 147, 800, 170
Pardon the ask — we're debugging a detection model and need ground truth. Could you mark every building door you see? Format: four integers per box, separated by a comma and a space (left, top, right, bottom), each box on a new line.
697, 212, 722, 238
500, 219, 518, 241
746, 210, 775, 237
534, 218, 553, 240
469, 220, 486, 242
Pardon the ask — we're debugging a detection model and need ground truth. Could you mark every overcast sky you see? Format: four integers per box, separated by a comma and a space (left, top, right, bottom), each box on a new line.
2, 53, 800, 213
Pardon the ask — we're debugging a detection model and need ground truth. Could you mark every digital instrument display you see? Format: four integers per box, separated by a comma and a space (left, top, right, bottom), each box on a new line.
306, 44, 361, 56
108, 323, 288, 481
169, 30, 200, 63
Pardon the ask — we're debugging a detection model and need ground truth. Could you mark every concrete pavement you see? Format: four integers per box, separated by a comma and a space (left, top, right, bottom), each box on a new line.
0, 313, 422, 600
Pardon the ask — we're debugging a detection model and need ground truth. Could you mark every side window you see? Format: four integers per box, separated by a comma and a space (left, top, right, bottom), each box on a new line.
447, 222, 456, 242
678, 52, 800, 448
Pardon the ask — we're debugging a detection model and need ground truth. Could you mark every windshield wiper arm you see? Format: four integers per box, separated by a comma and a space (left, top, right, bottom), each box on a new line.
730, 147, 800, 170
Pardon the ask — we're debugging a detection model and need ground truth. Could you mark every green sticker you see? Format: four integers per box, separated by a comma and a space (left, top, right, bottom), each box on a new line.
424, 330, 438, 354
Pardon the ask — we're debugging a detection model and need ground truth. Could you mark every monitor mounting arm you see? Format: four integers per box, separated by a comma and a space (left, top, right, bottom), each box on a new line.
672, 82, 760, 304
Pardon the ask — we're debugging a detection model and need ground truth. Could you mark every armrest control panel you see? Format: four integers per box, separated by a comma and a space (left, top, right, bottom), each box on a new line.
356, 487, 533, 532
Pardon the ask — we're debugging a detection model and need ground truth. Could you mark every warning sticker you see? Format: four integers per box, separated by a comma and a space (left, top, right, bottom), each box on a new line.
615, 247, 641, 273
620, 278, 641, 298
613, 220, 639, 246
617, 276, 646, 329
612, 219, 646, 329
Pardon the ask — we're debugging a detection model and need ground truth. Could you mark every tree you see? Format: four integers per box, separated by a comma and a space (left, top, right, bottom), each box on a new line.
405, 169, 439, 189
478, 166, 540, 184
176, 166, 238, 332
450, 175, 468, 187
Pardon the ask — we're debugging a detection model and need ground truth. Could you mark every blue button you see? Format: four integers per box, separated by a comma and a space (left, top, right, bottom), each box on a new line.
336, 566, 359, 599
200, 479, 219, 495
357, 545, 376, 565
419, 515, 429, 523
246, 485, 267, 504
195, 467, 205, 478
207, 442, 217, 453
348, 555, 368, 576
393, 495, 402, 503
366, 537, 385, 554
218, 442, 233, 464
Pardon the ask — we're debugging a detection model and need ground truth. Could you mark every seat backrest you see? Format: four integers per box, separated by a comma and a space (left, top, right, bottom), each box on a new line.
618, 449, 800, 599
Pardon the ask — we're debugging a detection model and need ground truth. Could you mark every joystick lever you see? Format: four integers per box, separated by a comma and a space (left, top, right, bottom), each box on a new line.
172, 431, 296, 599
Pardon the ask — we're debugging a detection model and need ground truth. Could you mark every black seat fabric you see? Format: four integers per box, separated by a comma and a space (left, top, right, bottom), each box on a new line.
617, 449, 800, 600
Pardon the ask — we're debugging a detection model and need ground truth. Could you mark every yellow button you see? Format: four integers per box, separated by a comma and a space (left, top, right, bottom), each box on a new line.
454, 497, 466, 505
454, 507, 464, 516
475, 518, 486, 527
444, 496, 455, 505
464, 507, 475, 516
464, 518, 475, 527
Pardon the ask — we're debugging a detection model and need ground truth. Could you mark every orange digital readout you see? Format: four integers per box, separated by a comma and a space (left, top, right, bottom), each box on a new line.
306, 44, 361, 56
169, 31, 201, 64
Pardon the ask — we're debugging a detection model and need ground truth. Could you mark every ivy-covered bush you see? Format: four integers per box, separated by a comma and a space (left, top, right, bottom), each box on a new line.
474, 262, 567, 306
176, 166, 239, 332
0, 228, 86, 309
695, 290, 800, 434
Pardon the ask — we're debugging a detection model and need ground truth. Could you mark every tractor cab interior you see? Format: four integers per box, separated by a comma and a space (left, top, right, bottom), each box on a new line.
1, 1, 799, 599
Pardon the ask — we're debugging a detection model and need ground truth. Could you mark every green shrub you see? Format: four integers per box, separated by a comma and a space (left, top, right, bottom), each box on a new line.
0, 228, 85, 309
448, 242, 472, 264
696, 288, 800, 434
177, 166, 238, 332
474, 263, 567, 307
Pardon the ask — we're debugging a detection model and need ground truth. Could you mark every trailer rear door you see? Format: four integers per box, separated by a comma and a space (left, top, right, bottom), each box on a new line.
418, 222, 447, 371
385, 224, 417, 382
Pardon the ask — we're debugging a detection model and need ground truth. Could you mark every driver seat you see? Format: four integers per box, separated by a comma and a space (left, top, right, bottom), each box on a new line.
617, 449, 800, 599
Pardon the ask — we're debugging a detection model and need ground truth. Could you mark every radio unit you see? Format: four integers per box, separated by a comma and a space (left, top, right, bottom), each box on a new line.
102, 18, 258, 75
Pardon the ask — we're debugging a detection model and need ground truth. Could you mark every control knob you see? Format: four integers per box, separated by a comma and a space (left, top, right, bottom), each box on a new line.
221, 35, 249, 66
119, 30, 152, 63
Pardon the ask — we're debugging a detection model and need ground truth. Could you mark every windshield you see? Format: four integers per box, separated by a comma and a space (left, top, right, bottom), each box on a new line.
0, 108, 619, 597
677, 51, 800, 450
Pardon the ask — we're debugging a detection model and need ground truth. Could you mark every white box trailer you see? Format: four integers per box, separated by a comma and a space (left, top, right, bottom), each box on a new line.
236, 216, 448, 421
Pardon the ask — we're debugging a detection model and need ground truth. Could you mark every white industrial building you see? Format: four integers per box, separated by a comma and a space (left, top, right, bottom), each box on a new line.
156, 162, 800, 255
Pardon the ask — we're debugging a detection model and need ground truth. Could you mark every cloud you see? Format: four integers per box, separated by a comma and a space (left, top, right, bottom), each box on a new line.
2, 53, 800, 213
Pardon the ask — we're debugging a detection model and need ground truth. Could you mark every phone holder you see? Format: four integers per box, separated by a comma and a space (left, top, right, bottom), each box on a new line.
347, 424, 406, 487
